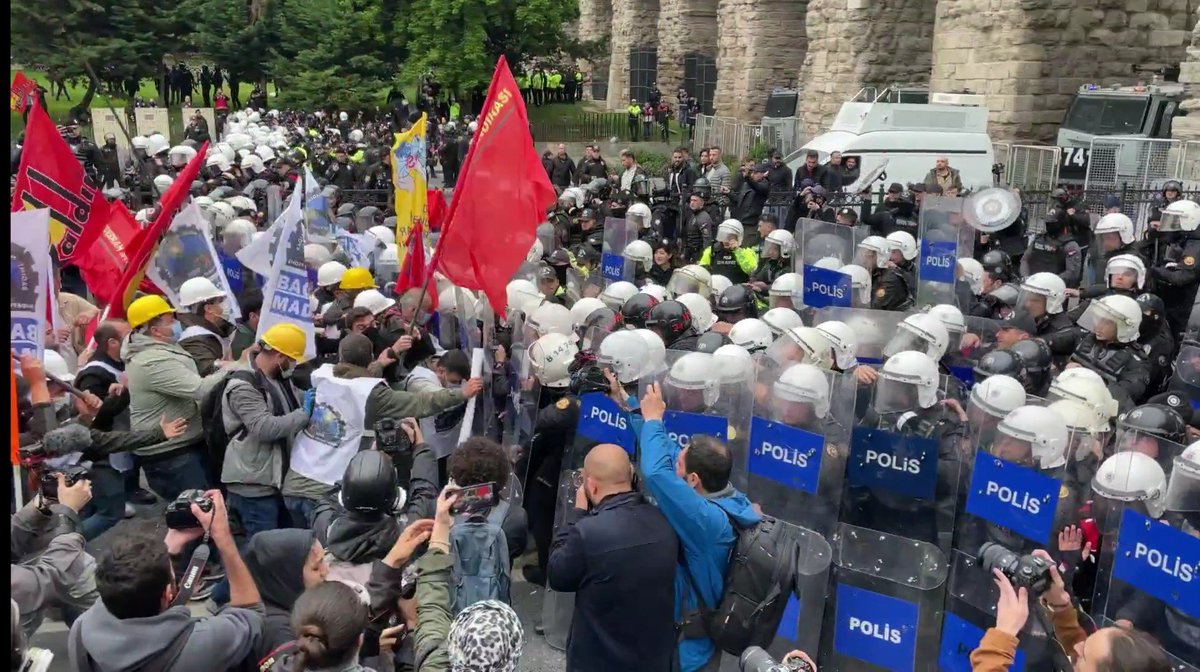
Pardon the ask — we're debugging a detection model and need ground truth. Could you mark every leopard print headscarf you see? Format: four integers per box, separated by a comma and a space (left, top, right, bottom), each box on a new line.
446, 600, 524, 672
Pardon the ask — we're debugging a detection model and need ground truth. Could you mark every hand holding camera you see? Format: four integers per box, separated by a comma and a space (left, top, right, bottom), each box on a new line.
400, 417, 423, 446
54, 472, 93, 513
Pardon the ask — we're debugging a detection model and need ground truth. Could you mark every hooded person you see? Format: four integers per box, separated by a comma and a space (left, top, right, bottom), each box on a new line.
243, 529, 330, 655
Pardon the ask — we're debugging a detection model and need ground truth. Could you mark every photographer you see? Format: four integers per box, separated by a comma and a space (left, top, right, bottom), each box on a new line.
68, 490, 265, 672
973, 550, 1171, 672
11, 475, 97, 638
412, 487, 524, 672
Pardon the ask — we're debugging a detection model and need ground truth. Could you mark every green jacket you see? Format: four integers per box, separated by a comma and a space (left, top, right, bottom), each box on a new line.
413, 549, 454, 671
532, 73, 545, 89
548, 74, 562, 88
698, 245, 759, 275
122, 332, 232, 457
628, 104, 641, 118
230, 322, 256, 360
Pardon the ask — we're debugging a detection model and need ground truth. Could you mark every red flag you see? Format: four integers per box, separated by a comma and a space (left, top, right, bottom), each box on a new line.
395, 216, 438, 309
10, 100, 110, 264
432, 56, 556, 313
74, 201, 159, 305
10, 72, 37, 113
426, 188, 448, 232
107, 142, 209, 320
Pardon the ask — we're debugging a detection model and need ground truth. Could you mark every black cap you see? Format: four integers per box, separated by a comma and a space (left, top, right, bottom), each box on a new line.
752, 163, 770, 173
908, 182, 927, 193
536, 264, 557, 280
887, 182, 904, 194
998, 312, 1037, 334
925, 183, 944, 195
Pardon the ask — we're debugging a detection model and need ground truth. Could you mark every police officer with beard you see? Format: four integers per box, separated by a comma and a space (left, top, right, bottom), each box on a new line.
1020, 208, 1082, 288
97, 133, 123, 189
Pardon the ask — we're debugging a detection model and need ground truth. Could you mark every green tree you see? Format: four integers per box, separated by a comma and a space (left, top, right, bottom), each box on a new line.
179, 0, 282, 88
399, 0, 581, 96
11, 0, 179, 112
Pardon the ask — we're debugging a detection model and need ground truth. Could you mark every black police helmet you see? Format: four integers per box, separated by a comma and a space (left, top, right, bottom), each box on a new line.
1118, 404, 1188, 447
1008, 339, 1051, 376
691, 177, 711, 199
547, 248, 571, 267
1136, 293, 1166, 337
1163, 180, 1182, 195
715, 285, 754, 316
644, 300, 693, 342
583, 306, 620, 336
979, 249, 1014, 281
695, 331, 731, 354
341, 450, 398, 515
619, 293, 660, 330
1051, 187, 1070, 203
972, 349, 1026, 385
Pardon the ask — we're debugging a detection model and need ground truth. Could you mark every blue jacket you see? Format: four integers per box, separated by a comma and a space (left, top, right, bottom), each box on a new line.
632, 411, 761, 672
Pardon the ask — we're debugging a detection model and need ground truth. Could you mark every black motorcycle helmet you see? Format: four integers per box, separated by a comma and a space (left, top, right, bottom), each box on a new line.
571, 243, 600, 268
1051, 187, 1070, 205
1163, 180, 1183, 198
979, 249, 1015, 283
582, 306, 620, 339
619, 293, 659, 330
714, 285, 756, 321
578, 208, 597, 228
630, 173, 651, 198
1008, 340, 1051, 394
1118, 404, 1188, 447
691, 177, 711, 200
695, 331, 731, 354
341, 450, 398, 515
644, 300, 693, 344
972, 349, 1026, 386
547, 248, 571, 268
1136, 293, 1166, 339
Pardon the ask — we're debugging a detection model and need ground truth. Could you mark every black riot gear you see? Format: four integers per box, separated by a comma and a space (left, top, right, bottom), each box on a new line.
630, 173, 652, 199
972, 349, 1026, 386
695, 331, 731, 354
714, 284, 756, 322
1137, 293, 1167, 339
980, 249, 1015, 283
1119, 404, 1188, 447
619, 293, 659, 330
644, 300, 694, 345
691, 177, 712, 200
341, 450, 399, 515
583, 307, 620, 339
1008, 339, 1052, 396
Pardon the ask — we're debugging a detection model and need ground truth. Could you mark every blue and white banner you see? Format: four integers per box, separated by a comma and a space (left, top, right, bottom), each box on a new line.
833, 584, 919, 672
1112, 508, 1200, 616
336, 229, 374, 269
257, 184, 316, 361
918, 239, 957, 285
146, 203, 241, 319
846, 428, 939, 501
10, 209, 53, 361
802, 264, 852, 309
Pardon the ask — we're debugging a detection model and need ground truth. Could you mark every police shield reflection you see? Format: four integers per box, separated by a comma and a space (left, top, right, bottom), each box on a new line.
793, 218, 864, 311
600, 216, 638, 286
917, 196, 975, 309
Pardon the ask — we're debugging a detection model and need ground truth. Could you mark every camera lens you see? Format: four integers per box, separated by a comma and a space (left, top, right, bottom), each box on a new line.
978, 542, 1018, 577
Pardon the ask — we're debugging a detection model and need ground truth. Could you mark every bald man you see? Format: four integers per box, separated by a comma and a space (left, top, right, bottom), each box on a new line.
547, 443, 679, 672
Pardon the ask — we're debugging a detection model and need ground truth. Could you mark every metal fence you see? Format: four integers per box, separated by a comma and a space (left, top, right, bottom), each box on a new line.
529, 112, 631, 143
1084, 137, 1181, 193
691, 114, 805, 161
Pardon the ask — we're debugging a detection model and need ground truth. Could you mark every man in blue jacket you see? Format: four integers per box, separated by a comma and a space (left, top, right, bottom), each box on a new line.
631, 383, 761, 671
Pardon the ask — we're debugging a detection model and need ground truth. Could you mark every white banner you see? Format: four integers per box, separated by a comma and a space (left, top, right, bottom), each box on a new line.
257, 183, 317, 361
236, 219, 281, 277
290, 364, 382, 485
336, 229, 373, 268
11, 209, 53, 361
146, 203, 242, 319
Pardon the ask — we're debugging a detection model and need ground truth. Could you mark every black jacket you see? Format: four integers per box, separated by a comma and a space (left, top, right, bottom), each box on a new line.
547, 490, 679, 672
732, 176, 770, 229
549, 155, 575, 188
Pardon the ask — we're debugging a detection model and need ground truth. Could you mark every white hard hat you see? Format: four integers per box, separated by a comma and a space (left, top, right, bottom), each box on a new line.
1092, 451, 1168, 519
304, 243, 332, 268
877, 350, 940, 410
317, 261, 349, 287
710, 275, 733, 296
193, 196, 214, 211
957, 257, 985, 295
131, 135, 149, 150
146, 133, 170, 156
366, 226, 394, 248
858, 236, 890, 269
885, 231, 918, 261
676, 293, 715, 333
1020, 272, 1067, 314
623, 240, 653, 272
348, 129, 364, 143
1095, 212, 1135, 245
764, 229, 795, 259
505, 279, 543, 318
1105, 254, 1147, 290
634, 329, 668, 375
761, 307, 804, 337
998, 405, 1070, 470
597, 329, 650, 384
527, 302, 573, 338
135, 207, 155, 224
168, 145, 196, 166
529, 333, 578, 388
179, 277, 225, 308
1048, 398, 1109, 436
1049, 368, 1119, 423
774, 363, 831, 419
1079, 294, 1142, 344
226, 195, 256, 214
838, 264, 872, 306
569, 297, 606, 328
378, 244, 399, 265
1159, 199, 1200, 232
354, 289, 395, 315
205, 153, 230, 171
717, 219, 744, 245
468, 121, 478, 133
339, 111, 349, 122
237, 148, 254, 162
223, 219, 257, 246
242, 155, 264, 175
217, 142, 236, 164
599, 281, 639, 312
814, 319, 858, 370
883, 312, 950, 361
728, 318, 773, 353
626, 202, 652, 223
639, 283, 667, 302
255, 145, 276, 163
42, 350, 74, 383
666, 352, 720, 407
970, 375, 1027, 420
780, 326, 835, 370
926, 304, 965, 335
667, 265, 712, 300
812, 256, 842, 271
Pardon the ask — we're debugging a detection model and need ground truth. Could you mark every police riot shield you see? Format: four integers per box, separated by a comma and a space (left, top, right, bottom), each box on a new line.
743, 364, 855, 659
600, 216, 637, 286
565, 266, 604, 304
942, 400, 1080, 671
134, 107, 170, 140
811, 307, 913, 366
943, 316, 1001, 391
916, 196, 973, 310
1166, 343, 1200, 411
821, 370, 968, 670
1090, 448, 1200, 672
267, 185, 284, 226
793, 218, 863, 310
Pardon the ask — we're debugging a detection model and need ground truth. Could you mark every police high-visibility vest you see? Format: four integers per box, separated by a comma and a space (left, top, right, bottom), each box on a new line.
290, 364, 383, 485
549, 74, 562, 89
450, 102, 461, 120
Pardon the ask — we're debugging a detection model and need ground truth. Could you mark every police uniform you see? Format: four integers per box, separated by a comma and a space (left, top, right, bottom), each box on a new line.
1033, 311, 1079, 366
1021, 230, 1082, 288
870, 260, 915, 312
525, 394, 579, 577
1070, 334, 1151, 409
700, 242, 756, 284
1138, 326, 1176, 397
1149, 235, 1200, 338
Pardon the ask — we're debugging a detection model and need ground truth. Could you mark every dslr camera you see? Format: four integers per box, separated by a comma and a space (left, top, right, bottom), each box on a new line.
978, 542, 1052, 594
38, 464, 91, 503
165, 489, 215, 530
740, 647, 813, 672
373, 418, 412, 454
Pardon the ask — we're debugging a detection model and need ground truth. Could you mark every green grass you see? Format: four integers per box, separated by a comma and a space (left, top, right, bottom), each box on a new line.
10, 68, 275, 141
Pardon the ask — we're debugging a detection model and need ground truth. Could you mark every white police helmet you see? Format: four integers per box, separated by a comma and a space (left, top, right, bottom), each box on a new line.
1095, 212, 1135, 245
774, 363, 831, 419
1092, 451, 1168, 520
1019, 272, 1067, 315
676, 293, 716, 333
883, 312, 950, 361
997, 405, 1070, 470
728, 318, 773, 353
876, 350, 940, 411
814, 320, 859, 370
1078, 294, 1142, 343
527, 302, 573, 338
529, 332, 578, 388
599, 281, 639, 312
597, 329, 651, 384
761, 307, 804, 337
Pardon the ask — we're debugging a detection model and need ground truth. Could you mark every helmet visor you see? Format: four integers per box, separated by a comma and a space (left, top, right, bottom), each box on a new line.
1114, 427, 1185, 473
1158, 209, 1190, 233
1164, 456, 1199, 512
667, 272, 708, 299
882, 327, 936, 360
1077, 302, 1131, 342
872, 377, 920, 415
1174, 344, 1200, 387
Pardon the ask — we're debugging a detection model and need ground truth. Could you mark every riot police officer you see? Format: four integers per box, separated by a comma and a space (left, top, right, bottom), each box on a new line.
1015, 273, 1078, 364
97, 132, 123, 189
970, 250, 1019, 320
699, 219, 758, 285
871, 231, 917, 311
1071, 294, 1151, 409
619, 292, 659, 330
1050, 187, 1093, 248
713, 284, 757, 326
1136, 293, 1175, 396
644, 300, 701, 351
1148, 199, 1200, 339
64, 122, 102, 183
679, 194, 714, 263
1020, 208, 1082, 288
748, 229, 795, 295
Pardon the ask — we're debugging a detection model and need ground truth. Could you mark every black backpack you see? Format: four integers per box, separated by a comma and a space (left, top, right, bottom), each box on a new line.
199, 370, 263, 471
680, 513, 802, 655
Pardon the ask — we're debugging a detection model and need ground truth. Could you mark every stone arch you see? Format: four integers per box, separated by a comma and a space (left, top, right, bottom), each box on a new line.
577, 0, 614, 102
714, 0, 808, 121
606, 0, 662, 109
658, 0, 719, 109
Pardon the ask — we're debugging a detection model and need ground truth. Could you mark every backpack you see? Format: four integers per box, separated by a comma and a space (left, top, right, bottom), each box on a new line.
449, 499, 512, 615
198, 370, 262, 472
680, 513, 802, 655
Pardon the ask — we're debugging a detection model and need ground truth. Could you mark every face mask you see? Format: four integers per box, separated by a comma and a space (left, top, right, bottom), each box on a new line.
416, 310, 432, 326
170, 321, 183, 340
279, 361, 295, 379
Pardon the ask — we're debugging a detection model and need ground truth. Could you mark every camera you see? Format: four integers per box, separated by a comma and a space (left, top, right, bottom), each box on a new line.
38, 464, 91, 503
165, 489, 214, 530
740, 646, 813, 672
374, 418, 412, 454
978, 542, 1052, 594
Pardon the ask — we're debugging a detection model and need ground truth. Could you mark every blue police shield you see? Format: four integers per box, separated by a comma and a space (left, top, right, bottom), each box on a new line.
794, 218, 863, 309
916, 196, 975, 310
601, 216, 637, 285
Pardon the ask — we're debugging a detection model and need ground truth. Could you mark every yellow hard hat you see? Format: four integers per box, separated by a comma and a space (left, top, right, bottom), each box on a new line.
260, 323, 307, 361
339, 267, 377, 290
127, 295, 177, 329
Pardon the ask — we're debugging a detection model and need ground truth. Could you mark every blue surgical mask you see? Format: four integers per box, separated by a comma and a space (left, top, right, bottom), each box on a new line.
171, 322, 183, 340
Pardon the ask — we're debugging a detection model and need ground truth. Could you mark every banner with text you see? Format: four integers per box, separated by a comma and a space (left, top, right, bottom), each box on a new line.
257, 185, 317, 361
146, 203, 241, 319
10, 209, 52, 360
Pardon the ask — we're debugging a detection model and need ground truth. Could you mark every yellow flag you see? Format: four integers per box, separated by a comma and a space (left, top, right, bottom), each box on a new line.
390, 114, 429, 269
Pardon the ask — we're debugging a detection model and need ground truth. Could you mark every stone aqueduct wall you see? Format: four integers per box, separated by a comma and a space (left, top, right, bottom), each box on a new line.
579, 0, 1198, 143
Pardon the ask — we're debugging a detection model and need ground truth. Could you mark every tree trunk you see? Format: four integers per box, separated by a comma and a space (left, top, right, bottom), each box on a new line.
79, 74, 98, 111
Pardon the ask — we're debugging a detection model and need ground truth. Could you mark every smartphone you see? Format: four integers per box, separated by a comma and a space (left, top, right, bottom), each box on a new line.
452, 482, 499, 515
